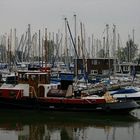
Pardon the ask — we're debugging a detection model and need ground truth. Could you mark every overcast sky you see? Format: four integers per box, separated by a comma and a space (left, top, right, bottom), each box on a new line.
0, 0, 140, 46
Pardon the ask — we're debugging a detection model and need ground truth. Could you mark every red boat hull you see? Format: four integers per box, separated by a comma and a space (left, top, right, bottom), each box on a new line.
0, 96, 138, 114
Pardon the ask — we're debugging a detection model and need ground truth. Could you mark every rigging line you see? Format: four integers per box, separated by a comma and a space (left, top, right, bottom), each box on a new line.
66, 19, 78, 59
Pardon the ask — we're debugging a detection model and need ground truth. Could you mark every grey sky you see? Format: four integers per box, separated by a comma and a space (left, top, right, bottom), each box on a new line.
0, 0, 140, 46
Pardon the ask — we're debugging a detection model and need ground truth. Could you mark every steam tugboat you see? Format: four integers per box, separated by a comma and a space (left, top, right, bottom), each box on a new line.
0, 70, 139, 114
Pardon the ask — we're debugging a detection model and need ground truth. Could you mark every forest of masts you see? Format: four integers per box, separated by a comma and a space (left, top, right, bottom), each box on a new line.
0, 15, 138, 68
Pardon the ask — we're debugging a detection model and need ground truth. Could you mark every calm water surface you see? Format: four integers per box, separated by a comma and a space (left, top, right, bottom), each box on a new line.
0, 109, 140, 140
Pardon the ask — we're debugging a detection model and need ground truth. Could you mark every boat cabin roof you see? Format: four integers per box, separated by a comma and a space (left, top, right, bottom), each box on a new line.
25, 72, 48, 75
17, 70, 50, 84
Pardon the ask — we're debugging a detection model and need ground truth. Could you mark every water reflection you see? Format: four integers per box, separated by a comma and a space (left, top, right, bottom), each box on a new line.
0, 109, 140, 140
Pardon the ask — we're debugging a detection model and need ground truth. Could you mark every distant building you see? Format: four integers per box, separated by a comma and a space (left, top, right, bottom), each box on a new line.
74, 58, 114, 75
74, 58, 140, 77
115, 63, 140, 75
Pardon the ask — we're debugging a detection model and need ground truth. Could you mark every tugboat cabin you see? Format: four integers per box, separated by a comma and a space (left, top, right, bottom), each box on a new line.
0, 71, 51, 99
18, 71, 51, 97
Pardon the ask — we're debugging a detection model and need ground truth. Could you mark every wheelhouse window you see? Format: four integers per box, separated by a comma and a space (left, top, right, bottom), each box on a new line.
93, 60, 97, 65
123, 66, 129, 72
91, 70, 98, 75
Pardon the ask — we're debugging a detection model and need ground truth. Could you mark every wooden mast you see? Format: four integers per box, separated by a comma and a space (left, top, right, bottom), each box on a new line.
64, 17, 68, 69
44, 28, 48, 68
74, 14, 78, 77
28, 24, 31, 63
39, 29, 41, 67
106, 24, 110, 79
8, 29, 12, 72
113, 24, 116, 75
80, 22, 86, 75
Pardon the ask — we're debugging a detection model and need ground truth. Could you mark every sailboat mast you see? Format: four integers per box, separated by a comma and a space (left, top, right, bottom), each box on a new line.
80, 22, 86, 74
88, 37, 91, 58
113, 24, 116, 75
28, 24, 31, 63
9, 29, 12, 72
66, 19, 78, 58
91, 34, 94, 58
39, 30, 41, 66
74, 14, 78, 77
74, 14, 77, 57
14, 28, 17, 60
44, 28, 48, 67
103, 37, 105, 58
106, 24, 110, 79
106, 24, 109, 58
42, 37, 44, 67
64, 17, 68, 67
132, 28, 135, 43
8, 36, 10, 71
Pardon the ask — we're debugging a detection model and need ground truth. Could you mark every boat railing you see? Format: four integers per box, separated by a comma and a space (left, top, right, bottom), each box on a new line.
16, 90, 23, 99
29, 86, 37, 98
84, 99, 92, 104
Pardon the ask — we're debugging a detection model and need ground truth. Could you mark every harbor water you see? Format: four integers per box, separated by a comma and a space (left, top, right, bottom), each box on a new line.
0, 109, 140, 140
